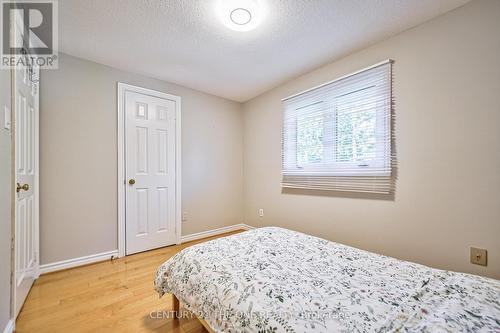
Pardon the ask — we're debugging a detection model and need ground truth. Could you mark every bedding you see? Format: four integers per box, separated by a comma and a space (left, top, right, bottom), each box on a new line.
155, 227, 500, 332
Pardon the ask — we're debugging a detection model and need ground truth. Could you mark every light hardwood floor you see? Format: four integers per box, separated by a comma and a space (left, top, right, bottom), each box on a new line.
16, 231, 243, 333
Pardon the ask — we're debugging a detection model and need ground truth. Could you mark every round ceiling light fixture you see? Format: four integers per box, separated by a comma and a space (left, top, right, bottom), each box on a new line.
230, 8, 252, 26
216, 0, 265, 32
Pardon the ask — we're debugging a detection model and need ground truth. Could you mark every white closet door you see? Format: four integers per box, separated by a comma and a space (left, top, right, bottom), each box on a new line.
125, 91, 177, 254
14, 63, 39, 317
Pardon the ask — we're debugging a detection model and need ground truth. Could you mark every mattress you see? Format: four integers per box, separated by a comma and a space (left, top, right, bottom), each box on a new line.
155, 227, 500, 332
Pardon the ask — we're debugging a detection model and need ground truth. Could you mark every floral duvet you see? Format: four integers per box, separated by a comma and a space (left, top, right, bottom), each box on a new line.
155, 227, 500, 332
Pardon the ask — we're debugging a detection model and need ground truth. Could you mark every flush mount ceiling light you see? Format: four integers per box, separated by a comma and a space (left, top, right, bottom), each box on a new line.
216, 0, 265, 32
230, 8, 252, 25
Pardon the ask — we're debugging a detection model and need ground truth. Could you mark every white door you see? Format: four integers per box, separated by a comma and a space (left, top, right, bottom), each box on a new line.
14, 63, 39, 317
125, 91, 177, 254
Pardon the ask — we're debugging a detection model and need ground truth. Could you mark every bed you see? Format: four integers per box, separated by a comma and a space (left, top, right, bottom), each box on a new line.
155, 227, 500, 332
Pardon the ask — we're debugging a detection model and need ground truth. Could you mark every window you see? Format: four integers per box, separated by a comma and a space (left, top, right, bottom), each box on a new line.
282, 61, 393, 194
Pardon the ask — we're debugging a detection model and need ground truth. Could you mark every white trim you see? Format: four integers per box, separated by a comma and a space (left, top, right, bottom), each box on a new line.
175, 94, 182, 245
117, 83, 125, 258
117, 82, 182, 258
181, 224, 255, 243
2, 319, 15, 333
39, 250, 118, 275
282, 59, 393, 101
34, 66, 40, 279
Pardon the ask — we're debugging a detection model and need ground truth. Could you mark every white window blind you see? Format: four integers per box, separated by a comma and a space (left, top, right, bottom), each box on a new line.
282, 60, 394, 194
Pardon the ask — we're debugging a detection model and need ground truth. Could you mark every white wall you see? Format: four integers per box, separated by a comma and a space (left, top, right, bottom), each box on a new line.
0, 67, 12, 333
40, 53, 244, 265
243, 0, 500, 279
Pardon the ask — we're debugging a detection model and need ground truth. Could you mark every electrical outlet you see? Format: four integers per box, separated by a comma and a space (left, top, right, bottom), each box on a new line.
470, 247, 487, 266
182, 211, 188, 222
258, 208, 264, 217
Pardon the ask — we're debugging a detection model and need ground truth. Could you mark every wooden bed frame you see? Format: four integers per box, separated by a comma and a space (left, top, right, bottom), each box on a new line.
173, 294, 215, 333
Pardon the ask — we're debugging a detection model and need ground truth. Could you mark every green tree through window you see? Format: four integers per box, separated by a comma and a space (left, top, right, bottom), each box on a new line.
336, 100, 377, 163
296, 113, 324, 166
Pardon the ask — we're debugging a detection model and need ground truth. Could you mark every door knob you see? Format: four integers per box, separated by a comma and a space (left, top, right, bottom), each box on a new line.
16, 183, 29, 192
128, 179, 136, 185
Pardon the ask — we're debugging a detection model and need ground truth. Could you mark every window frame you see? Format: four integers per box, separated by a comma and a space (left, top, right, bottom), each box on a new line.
283, 63, 391, 178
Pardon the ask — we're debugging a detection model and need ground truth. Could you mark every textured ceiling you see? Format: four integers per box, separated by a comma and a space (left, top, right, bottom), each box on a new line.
59, 0, 470, 102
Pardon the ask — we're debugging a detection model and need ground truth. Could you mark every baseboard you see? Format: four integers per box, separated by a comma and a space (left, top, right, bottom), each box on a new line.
2, 319, 14, 333
181, 223, 255, 243
39, 250, 118, 275
39, 225, 254, 274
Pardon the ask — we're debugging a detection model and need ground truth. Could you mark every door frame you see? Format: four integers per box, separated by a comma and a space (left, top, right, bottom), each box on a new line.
117, 83, 182, 258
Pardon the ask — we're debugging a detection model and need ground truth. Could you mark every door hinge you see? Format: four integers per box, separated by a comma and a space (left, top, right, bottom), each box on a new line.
11, 236, 14, 250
